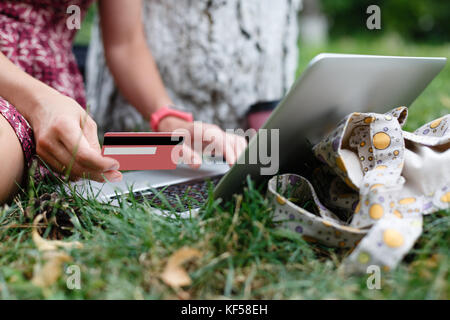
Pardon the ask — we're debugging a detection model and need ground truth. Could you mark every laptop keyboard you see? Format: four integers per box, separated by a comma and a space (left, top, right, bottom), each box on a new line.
112, 175, 223, 213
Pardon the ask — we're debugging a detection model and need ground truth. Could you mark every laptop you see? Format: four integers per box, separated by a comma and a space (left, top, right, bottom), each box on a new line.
72, 53, 446, 216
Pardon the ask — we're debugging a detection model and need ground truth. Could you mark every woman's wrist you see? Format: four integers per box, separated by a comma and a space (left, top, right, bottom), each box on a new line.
150, 106, 193, 132
5, 74, 56, 127
0, 53, 53, 126
158, 116, 193, 132
23, 84, 60, 128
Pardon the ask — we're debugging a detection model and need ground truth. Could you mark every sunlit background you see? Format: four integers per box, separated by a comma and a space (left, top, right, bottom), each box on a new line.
74, 0, 450, 131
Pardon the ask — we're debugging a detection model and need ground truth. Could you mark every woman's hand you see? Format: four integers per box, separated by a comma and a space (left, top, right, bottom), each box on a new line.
158, 116, 248, 168
29, 92, 122, 182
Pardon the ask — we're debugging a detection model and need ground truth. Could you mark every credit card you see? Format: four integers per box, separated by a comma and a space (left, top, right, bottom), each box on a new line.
102, 132, 184, 170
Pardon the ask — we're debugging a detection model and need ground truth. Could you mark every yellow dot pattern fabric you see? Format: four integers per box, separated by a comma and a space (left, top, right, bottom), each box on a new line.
268, 108, 449, 273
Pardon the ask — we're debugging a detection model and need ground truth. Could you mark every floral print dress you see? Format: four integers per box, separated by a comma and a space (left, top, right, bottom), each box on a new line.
0, 0, 93, 170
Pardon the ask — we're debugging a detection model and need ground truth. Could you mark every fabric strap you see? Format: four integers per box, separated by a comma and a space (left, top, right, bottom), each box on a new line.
268, 107, 449, 273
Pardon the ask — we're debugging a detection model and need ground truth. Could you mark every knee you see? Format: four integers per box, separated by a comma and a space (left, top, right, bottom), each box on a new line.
0, 116, 25, 204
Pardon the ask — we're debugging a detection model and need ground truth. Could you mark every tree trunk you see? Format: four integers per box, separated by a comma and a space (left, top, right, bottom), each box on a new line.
86, 0, 302, 133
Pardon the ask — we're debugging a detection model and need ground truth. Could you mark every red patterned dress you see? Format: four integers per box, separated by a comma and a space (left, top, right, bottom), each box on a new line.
0, 0, 93, 171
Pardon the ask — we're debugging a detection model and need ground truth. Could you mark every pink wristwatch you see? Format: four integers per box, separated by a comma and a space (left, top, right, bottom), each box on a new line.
150, 106, 194, 132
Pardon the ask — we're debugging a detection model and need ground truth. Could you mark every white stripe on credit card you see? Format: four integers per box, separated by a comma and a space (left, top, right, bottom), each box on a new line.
103, 147, 157, 155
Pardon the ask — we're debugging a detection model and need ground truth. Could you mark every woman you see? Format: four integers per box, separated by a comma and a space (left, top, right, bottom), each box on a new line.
87, 0, 301, 133
0, 0, 246, 204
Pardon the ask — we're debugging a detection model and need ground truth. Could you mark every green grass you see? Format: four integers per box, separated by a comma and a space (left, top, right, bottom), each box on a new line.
1, 35, 449, 299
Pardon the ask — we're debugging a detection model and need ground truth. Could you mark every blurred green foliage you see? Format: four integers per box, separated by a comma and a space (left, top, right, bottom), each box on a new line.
73, 3, 96, 46
321, 0, 450, 42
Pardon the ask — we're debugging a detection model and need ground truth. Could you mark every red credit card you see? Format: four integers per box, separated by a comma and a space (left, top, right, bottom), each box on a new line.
102, 132, 184, 170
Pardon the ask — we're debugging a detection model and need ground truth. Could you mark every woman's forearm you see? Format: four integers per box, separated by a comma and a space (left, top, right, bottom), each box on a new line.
104, 39, 173, 120
99, 0, 173, 122
0, 52, 57, 125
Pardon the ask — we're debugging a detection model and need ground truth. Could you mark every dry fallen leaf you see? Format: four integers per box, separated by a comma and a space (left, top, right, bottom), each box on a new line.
32, 214, 83, 251
31, 214, 83, 288
161, 247, 202, 288
32, 251, 72, 287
